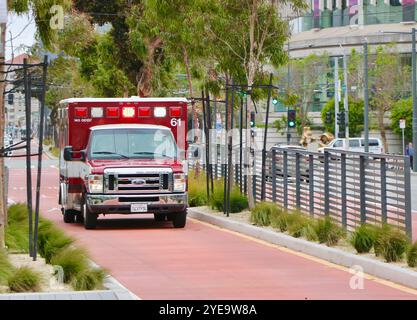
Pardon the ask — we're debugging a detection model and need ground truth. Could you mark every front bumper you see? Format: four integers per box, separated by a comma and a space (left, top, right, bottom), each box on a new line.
86, 193, 187, 214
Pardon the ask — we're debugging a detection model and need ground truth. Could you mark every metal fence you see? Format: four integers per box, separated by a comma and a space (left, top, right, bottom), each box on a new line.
189, 146, 412, 237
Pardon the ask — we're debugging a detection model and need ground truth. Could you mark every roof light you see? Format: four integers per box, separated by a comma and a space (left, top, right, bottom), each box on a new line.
91, 107, 103, 118
138, 107, 151, 117
169, 107, 182, 117
106, 107, 120, 118
154, 107, 166, 118
122, 107, 135, 118
74, 107, 88, 118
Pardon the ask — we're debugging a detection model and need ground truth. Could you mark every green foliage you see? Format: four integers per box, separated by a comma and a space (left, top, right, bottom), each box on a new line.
38, 222, 75, 264
350, 224, 377, 254
321, 98, 364, 137
0, 250, 14, 286
287, 212, 318, 240
7, 267, 42, 293
314, 216, 346, 246
374, 225, 410, 263
390, 98, 412, 142
406, 242, 417, 268
250, 202, 282, 227
188, 170, 208, 207
209, 180, 248, 213
5, 204, 30, 252
71, 268, 106, 291
51, 247, 89, 283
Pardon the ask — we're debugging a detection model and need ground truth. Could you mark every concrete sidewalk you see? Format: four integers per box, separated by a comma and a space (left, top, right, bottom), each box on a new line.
0, 271, 140, 300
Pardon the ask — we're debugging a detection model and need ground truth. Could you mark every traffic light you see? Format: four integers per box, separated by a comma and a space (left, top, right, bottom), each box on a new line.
325, 111, 332, 124
250, 111, 256, 128
7, 94, 14, 105
337, 111, 346, 138
287, 109, 296, 128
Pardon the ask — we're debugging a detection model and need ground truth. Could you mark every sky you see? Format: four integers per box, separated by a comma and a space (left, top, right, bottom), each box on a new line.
5, 12, 36, 61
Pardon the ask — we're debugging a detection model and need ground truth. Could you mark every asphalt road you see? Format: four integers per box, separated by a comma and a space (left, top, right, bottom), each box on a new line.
4, 155, 417, 300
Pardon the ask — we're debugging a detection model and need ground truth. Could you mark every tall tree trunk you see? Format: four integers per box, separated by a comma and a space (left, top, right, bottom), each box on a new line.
0, 23, 6, 248
137, 37, 163, 97
378, 109, 389, 153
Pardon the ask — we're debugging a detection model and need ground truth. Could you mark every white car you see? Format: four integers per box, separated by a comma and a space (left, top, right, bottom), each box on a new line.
318, 138, 384, 154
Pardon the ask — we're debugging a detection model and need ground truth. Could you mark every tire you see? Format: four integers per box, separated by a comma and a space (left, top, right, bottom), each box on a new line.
172, 210, 187, 228
75, 212, 84, 224
82, 197, 97, 230
63, 209, 76, 223
154, 213, 166, 222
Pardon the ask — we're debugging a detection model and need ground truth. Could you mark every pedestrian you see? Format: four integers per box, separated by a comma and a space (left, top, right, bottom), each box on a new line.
406, 142, 414, 170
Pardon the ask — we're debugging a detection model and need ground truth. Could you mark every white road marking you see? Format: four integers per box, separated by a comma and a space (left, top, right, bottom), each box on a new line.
47, 207, 59, 212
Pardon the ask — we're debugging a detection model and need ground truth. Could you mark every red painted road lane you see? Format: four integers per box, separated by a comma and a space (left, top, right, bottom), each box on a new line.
7, 166, 417, 300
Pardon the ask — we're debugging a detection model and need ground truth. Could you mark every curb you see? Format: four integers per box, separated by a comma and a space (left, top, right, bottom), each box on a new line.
188, 208, 417, 290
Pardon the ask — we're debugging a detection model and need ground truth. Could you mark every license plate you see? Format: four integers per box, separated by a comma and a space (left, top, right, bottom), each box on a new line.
131, 203, 148, 213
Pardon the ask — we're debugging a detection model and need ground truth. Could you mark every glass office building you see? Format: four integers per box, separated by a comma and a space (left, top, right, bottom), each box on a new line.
291, 1, 416, 33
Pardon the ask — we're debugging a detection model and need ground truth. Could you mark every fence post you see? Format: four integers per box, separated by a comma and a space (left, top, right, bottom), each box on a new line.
359, 155, 367, 224
341, 153, 347, 228
309, 154, 314, 217
404, 156, 412, 238
272, 149, 277, 203
295, 152, 301, 209
380, 157, 387, 224
283, 150, 288, 209
324, 151, 330, 215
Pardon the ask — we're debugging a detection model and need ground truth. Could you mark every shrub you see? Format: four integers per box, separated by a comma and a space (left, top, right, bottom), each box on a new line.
0, 250, 14, 285
250, 202, 282, 226
7, 267, 42, 292
188, 170, 208, 207
71, 268, 106, 291
314, 216, 346, 246
51, 247, 89, 283
37, 220, 75, 263
407, 242, 417, 268
271, 212, 293, 232
374, 225, 410, 263
5, 204, 30, 252
287, 212, 318, 241
209, 180, 248, 213
350, 224, 377, 254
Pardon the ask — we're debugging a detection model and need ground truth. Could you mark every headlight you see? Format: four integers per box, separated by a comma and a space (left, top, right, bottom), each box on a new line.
173, 173, 186, 192
87, 175, 103, 193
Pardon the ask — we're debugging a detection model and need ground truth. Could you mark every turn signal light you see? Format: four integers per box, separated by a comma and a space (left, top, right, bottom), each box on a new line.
74, 107, 88, 118
106, 107, 120, 118
169, 107, 182, 117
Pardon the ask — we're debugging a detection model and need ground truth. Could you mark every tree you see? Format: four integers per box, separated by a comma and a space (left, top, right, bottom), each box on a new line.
321, 98, 364, 137
390, 98, 412, 142
200, 0, 307, 208
369, 45, 411, 152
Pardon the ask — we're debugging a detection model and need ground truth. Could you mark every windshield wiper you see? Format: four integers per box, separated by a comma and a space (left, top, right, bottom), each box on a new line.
93, 151, 130, 159
133, 151, 173, 158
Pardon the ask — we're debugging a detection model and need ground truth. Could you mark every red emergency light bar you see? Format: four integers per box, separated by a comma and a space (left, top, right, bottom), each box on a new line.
169, 107, 182, 117
74, 107, 89, 118
138, 107, 151, 117
106, 107, 120, 118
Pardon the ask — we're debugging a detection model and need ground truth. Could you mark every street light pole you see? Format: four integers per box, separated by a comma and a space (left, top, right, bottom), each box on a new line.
364, 42, 369, 153
334, 57, 339, 138
412, 27, 417, 171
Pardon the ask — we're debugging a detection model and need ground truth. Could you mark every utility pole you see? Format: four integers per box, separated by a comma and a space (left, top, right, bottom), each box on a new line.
334, 57, 339, 138
287, 42, 291, 144
364, 42, 369, 153
412, 27, 417, 172
0, 4, 7, 248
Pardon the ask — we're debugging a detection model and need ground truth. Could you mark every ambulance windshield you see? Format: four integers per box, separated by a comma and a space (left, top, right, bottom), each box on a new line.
89, 128, 177, 160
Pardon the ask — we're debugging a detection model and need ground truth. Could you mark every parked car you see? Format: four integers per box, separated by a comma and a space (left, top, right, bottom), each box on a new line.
266, 144, 309, 182
318, 138, 384, 154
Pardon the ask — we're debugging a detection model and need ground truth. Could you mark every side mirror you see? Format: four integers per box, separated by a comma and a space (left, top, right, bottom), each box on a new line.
63, 146, 73, 161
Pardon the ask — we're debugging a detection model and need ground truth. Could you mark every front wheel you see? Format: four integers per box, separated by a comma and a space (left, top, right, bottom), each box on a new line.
63, 209, 76, 223
172, 210, 187, 228
82, 197, 97, 230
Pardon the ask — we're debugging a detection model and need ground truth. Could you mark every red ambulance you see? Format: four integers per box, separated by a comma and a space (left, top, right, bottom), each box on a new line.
57, 97, 189, 229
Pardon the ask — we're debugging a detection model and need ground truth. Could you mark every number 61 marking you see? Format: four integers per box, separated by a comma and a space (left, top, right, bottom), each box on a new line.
171, 118, 182, 127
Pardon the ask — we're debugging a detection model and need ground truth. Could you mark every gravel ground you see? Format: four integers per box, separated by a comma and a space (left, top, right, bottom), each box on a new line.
191, 206, 415, 272
7, 254, 72, 293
